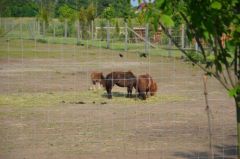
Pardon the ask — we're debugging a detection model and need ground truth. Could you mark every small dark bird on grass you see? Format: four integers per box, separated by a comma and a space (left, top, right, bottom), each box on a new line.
119, 53, 124, 58
139, 53, 147, 58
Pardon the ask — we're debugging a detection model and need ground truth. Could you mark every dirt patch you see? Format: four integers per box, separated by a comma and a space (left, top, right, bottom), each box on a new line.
0, 40, 236, 159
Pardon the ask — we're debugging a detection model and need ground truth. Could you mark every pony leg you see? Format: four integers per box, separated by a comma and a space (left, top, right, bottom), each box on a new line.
128, 86, 133, 98
139, 92, 146, 100
106, 87, 112, 99
97, 82, 101, 89
126, 86, 131, 98
146, 90, 149, 98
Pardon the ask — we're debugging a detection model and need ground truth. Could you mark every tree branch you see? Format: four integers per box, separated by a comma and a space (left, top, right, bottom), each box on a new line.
158, 21, 230, 91
216, 35, 236, 88
179, 11, 207, 61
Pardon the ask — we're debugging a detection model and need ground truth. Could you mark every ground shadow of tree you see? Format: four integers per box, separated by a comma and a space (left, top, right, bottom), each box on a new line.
174, 144, 236, 159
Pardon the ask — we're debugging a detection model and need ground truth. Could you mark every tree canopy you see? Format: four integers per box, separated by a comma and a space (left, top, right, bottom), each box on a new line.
0, 0, 132, 18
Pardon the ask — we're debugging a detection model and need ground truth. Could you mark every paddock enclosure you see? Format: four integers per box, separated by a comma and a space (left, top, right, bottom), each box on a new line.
0, 18, 237, 159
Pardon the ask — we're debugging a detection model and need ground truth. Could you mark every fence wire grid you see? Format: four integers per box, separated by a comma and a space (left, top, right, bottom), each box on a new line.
0, 17, 237, 159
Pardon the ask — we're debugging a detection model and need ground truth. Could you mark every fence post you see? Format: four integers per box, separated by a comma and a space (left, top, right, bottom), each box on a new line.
195, 40, 199, 52
77, 21, 80, 42
107, 20, 110, 49
91, 20, 94, 40
64, 19, 68, 38
53, 21, 56, 38
4, 18, 7, 32
43, 21, 46, 37
20, 19, 23, 38
181, 24, 185, 49
0, 15, 2, 30
125, 22, 128, 51
38, 20, 40, 35
145, 23, 149, 54
168, 28, 172, 56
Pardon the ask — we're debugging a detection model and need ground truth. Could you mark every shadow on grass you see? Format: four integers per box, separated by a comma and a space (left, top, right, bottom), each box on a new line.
174, 144, 236, 159
101, 92, 138, 99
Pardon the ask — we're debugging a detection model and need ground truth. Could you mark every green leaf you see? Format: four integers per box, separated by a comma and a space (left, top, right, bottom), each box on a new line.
229, 88, 237, 97
228, 85, 240, 97
203, 31, 209, 40
156, 0, 165, 8
153, 16, 159, 31
160, 14, 174, 27
211, 1, 222, 10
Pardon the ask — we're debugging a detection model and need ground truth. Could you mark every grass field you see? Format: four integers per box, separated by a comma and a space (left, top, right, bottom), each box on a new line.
0, 38, 237, 159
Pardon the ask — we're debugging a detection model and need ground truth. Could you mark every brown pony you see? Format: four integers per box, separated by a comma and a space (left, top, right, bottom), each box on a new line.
105, 71, 137, 99
150, 81, 158, 96
137, 74, 157, 100
90, 72, 105, 90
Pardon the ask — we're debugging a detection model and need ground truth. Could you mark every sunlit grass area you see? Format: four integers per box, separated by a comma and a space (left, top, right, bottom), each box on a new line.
0, 90, 187, 108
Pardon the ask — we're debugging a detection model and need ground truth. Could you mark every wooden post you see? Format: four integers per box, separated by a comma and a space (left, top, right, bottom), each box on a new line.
106, 20, 110, 49
38, 20, 40, 35
168, 28, 172, 56
4, 18, 7, 32
0, 15, 1, 29
43, 21, 46, 37
125, 22, 128, 51
145, 23, 149, 54
91, 20, 94, 40
64, 19, 68, 38
195, 40, 199, 52
181, 24, 185, 49
53, 22, 56, 38
20, 19, 23, 38
77, 21, 80, 42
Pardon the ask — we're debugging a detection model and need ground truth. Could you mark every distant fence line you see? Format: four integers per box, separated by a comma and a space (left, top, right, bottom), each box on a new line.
0, 17, 206, 56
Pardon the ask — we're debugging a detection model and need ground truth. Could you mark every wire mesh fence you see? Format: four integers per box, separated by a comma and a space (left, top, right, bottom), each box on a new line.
0, 17, 237, 159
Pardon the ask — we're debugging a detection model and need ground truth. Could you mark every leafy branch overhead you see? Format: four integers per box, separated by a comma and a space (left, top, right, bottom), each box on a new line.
145, 0, 240, 92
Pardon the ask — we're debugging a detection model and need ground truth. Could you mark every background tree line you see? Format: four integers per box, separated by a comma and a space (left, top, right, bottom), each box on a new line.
0, 0, 132, 18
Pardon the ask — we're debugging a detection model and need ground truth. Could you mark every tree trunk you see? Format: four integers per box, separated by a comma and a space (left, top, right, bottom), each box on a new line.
235, 95, 240, 159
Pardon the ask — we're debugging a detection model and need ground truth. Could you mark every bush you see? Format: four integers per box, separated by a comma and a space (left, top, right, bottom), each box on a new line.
186, 51, 204, 63
37, 39, 47, 43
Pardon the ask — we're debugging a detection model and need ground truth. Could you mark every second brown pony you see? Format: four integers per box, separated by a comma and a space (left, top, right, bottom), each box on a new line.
137, 74, 157, 100
105, 71, 137, 99
90, 72, 105, 90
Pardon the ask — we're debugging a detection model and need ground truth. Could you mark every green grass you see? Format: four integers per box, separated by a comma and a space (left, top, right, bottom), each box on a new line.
0, 90, 187, 108
0, 39, 182, 59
